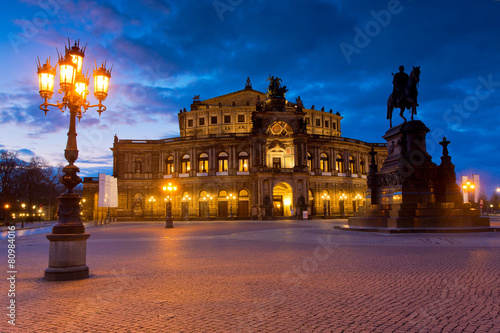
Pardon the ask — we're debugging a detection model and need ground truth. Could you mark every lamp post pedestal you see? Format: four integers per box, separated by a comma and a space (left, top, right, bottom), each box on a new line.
165, 200, 174, 228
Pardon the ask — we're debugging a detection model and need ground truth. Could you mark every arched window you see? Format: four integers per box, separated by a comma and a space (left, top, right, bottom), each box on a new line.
336, 154, 344, 173
181, 154, 190, 173
307, 152, 312, 170
165, 155, 173, 175
349, 155, 356, 173
134, 158, 142, 173
239, 189, 249, 197
218, 152, 228, 172
198, 153, 209, 172
218, 190, 228, 198
320, 153, 328, 172
238, 151, 249, 171
360, 156, 366, 174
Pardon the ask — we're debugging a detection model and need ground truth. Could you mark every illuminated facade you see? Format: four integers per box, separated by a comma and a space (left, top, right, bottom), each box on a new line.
82, 79, 386, 220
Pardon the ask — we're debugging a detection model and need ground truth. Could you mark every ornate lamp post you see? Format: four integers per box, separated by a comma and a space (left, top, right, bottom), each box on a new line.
36, 39, 111, 281
462, 181, 475, 205
228, 193, 235, 218
339, 193, 347, 217
321, 194, 330, 218
21, 203, 26, 228
149, 196, 156, 219
3, 204, 9, 226
163, 183, 177, 228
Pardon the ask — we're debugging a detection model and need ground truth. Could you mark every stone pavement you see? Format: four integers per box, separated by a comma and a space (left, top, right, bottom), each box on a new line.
1, 219, 499, 332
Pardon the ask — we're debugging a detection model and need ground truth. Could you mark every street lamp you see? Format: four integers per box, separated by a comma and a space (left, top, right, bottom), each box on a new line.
339, 193, 347, 217
21, 203, 26, 228
462, 180, 475, 205
204, 195, 213, 219
163, 183, 177, 228
321, 193, 330, 218
3, 204, 9, 226
37, 39, 112, 281
228, 193, 235, 218
354, 193, 363, 212
149, 196, 156, 219
182, 194, 191, 219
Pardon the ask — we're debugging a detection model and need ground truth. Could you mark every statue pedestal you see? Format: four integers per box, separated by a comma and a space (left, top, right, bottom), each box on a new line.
347, 120, 491, 232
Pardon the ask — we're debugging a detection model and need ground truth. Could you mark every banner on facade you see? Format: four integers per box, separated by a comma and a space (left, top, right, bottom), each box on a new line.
98, 174, 118, 208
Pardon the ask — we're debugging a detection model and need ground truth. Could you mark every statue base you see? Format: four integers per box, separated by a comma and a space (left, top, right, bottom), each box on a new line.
44, 233, 90, 281
346, 120, 492, 232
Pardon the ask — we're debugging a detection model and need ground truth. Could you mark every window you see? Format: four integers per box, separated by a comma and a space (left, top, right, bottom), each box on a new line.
324, 120, 329, 128
181, 154, 191, 173
332, 122, 336, 130
211, 116, 218, 125
187, 119, 193, 127
307, 152, 312, 170
336, 154, 344, 173
199, 118, 205, 126
320, 153, 328, 172
218, 152, 228, 172
238, 151, 249, 171
224, 115, 231, 124
306, 117, 311, 125
360, 157, 366, 174
349, 155, 356, 173
165, 156, 174, 174
272, 157, 281, 169
198, 153, 209, 172
238, 114, 245, 122
316, 119, 321, 127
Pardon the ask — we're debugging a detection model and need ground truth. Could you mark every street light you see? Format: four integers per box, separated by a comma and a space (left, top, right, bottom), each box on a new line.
228, 193, 235, 218
339, 193, 347, 217
37, 39, 112, 281
321, 193, 330, 218
149, 196, 156, 219
462, 180, 475, 205
3, 204, 9, 226
163, 183, 177, 228
21, 203, 26, 228
204, 195, 213, 219
354, 193, 363, 212
182, 194, 191, 219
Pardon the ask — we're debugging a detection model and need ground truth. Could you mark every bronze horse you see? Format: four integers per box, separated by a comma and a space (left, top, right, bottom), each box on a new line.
387, 66, 420, 127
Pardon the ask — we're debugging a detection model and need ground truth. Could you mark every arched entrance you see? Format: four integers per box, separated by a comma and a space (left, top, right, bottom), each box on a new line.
273, 182, 293, 217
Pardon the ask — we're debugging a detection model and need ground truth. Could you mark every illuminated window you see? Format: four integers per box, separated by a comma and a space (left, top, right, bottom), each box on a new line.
307, 152, 312, 170
336, 154, 344, 173
360, 157, 366, 174
238, 151, 249, 171
198, 153, 209, 172
320, 153, 328, 172
218, 152, 228, 172
181, 154, 191, 173
166, 155, 174, 174
349, 155, 356, 173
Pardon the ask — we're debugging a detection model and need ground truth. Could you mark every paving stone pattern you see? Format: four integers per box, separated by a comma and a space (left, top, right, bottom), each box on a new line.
1, 220, 499, 332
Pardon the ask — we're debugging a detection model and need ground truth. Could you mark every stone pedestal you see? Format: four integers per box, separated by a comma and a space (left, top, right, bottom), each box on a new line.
45, 233, 90, 281
348, 120, 491, 232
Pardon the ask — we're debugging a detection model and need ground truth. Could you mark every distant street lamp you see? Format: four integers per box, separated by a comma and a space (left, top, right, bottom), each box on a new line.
3, 204, 9, 226
228, 193, 235, 218
182, 194, 191, 218
321, 193, 330, 218
204, 195, 213, 219
354, 193, 363, 212
37, 39, 112, 281
21, 203, 26, 228
149, 196, 156, 219
163, 183, 177, 228
339, 193, 347, 217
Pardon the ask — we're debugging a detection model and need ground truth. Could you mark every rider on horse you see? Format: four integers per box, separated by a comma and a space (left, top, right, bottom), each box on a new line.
392, 66, 408, 108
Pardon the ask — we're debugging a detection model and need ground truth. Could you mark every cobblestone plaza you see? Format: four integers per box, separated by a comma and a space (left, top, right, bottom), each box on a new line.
2, 219, 500, 332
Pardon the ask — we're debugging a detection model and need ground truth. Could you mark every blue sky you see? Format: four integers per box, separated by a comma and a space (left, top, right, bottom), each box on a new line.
1, 0, 499, 197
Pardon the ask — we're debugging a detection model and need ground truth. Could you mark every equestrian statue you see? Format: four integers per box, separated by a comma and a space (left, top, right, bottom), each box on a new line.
387, 66, 420, 127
